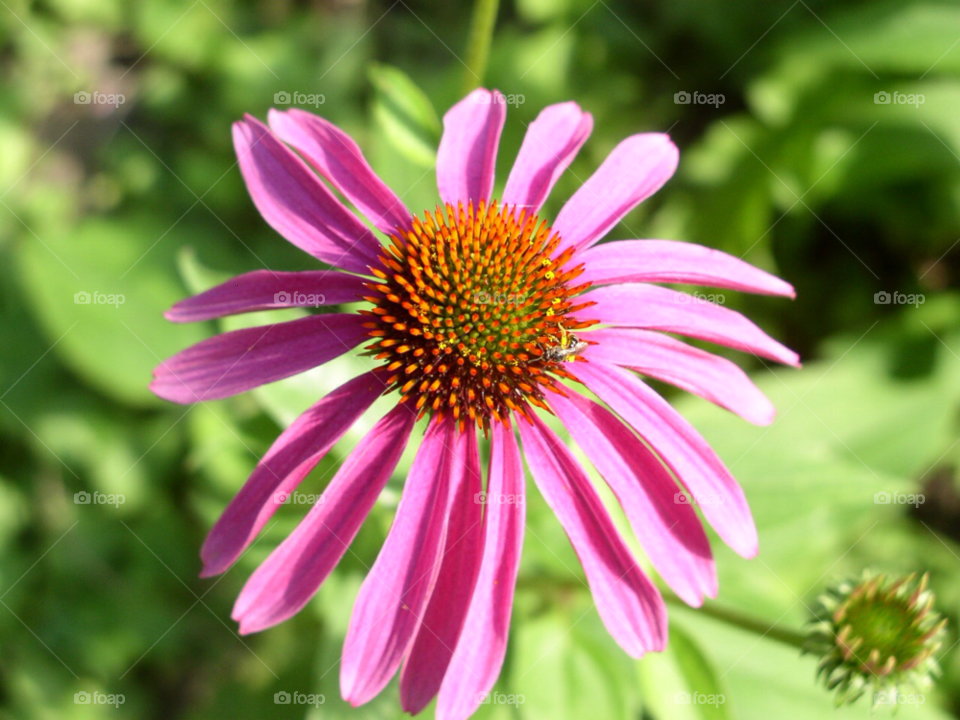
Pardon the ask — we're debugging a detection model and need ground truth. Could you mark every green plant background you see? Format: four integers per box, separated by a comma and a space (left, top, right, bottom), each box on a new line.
1, 0, 960, 718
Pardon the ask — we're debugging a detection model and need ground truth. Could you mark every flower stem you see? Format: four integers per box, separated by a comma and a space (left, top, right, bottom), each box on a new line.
662, 590, 807, 649
463, 0, 500, 93
516, 575, 807, 650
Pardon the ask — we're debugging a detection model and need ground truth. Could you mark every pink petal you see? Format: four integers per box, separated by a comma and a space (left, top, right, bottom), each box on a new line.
150, 313, 368, 403
435, 420, 525, 720
165, 269, 366, 323
582, 328, 776, 426
268, 108, 412, 235
554, 134, 678, 254
546, 388, 716, 607
233, 114, 382, 274
231, 404, 416, 634
400, 427, 484, 714
517, 413, 667, 656
201, 372, 384, 577
584, 284, 800, 366
579, 240, 795, 297
341, 416, 458, 706
437, 89, 506, 207
574, 360, 758, 558
501, 102, 593, 214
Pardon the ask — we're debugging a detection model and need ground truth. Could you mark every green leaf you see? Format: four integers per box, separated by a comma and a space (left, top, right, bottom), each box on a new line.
670, 608, 954, 720
512, 610, 638, 719
638, 620, 731, 719
368, 63, 441, 167
15, 217, 207, 407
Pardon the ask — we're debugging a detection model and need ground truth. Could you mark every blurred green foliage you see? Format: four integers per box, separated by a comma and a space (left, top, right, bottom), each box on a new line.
1, 0, 960, 718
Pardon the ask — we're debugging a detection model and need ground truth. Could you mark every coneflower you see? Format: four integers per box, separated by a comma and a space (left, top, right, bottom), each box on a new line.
152, 89, 798, 719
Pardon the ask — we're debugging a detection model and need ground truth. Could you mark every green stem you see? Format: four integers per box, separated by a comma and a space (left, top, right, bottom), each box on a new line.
517, 576, 807, 650
662, 589, 808, 649
463, 0, 500, 93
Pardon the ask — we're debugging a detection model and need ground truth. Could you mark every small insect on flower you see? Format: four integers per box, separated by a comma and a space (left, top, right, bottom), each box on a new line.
541, 324, 588, 363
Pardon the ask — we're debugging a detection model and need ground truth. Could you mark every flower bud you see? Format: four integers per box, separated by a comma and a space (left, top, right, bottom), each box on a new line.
804, 572, 947, 706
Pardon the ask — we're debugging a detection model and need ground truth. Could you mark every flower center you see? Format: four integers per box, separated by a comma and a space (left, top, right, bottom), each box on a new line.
361, 200, 595, 430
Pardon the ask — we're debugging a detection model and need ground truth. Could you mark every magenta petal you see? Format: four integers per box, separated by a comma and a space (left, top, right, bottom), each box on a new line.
165, 269, 366, 323
518, 414, 667, 656
502, 102, 592, 214
583, 328, 776, 425
231, 404, 416, 633
268, 108, 412, 235
150, 313, 368, 403
399, 427, 484, 714
233, 115, 381, 274
437, 89, 506, 207
575, 361, 758, 558
546, 387, 716, 607
201, 372, 384, 577
584, 284, 800, 366
341, 416, 458, 706
579, 240, 795, 297
435, 421, 525, 720
554, 134, 678, 254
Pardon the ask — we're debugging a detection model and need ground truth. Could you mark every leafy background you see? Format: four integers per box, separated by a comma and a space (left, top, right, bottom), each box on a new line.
1, 0, 960, 718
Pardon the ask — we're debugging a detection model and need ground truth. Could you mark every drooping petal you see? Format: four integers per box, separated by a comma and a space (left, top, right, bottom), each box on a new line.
231, 404, 416, 634
517, 413, 667, 656
268, 108, 411, 235
554, 134, 678, 254
341, 416, 457, 706
579, 240, 795, 297
582, 328, 776, 425
546, 388, 716, 607
150, 313, 368, 403
584, 284, 800, 366
400, 427, 484, 714
201, 372, 384, 577
574, 360, 758, 558
437, 89, 506, 207
233, 114, 382, 274
165, 269, 366, 323
502, 102, 592, 214
436, 420, 525, 720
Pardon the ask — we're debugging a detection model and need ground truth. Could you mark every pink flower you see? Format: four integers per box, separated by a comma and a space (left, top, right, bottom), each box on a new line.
152, 89, 798, 718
